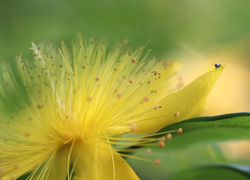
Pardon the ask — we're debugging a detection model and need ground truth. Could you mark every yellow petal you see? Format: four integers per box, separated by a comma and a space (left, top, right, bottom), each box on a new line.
135, 64, 225, 133
72, 140, 139, 180
47, 145, 70, 180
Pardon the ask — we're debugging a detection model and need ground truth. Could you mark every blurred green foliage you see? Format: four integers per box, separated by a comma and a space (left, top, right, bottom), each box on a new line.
1, 0, 250, 60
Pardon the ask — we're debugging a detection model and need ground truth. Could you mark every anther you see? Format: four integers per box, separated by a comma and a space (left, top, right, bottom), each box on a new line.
132, 58, 137, 63
95, 77, 100, 82
154, 105, 162, 110
64, 134, 72, 142
129, 79, 134, 84
130, 123, 138, 133
87, 97, 93, 101
151, 90, 157, 93
18, 52, 22, 56
145, 148, 152, 155
166, 133, 172, 140
14, 164, 19, 170
145, 96, 150, 102
152, 71, 157, 76
160, 137, 165, 142
123, 39, 128, 44
174, 112, 180, 117
177, 128, 183, 134
37, 104, 44, 109
155, 159, 161, 166
158, 141, 165, 148
117, 93, 122, 98
25, 132, 30, 137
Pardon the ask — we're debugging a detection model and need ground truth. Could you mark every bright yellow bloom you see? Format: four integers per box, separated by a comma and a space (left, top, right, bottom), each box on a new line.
0, 36, 224, 180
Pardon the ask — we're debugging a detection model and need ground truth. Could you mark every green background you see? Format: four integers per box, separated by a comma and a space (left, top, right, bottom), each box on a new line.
1, 0, 250, 60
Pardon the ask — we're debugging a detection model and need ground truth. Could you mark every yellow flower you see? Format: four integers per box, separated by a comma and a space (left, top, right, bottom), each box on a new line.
0, 36, 224, 180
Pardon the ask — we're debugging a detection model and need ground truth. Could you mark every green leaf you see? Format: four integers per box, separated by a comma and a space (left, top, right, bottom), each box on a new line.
123, 113, 250, 153
127, 141, 250, 180
171, 164, 250, 180
126, 113, 250, 179
157, 112, 250, 150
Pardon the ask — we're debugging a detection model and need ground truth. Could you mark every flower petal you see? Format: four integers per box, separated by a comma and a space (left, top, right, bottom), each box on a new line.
47, 146, 70, 180
72, 141, 139, 180
135, 64, 225, 133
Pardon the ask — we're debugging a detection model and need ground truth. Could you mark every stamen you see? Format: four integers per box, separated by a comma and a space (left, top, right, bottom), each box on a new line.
95, 77, 100, 82
25, 132, 30, 137
119, 153, 154, 163
145, 148, 152, 155
154, 105, 162, 110
128, 79, 134, 84
14, 164, 19, 170
174, 112, 180, 117
37, 104, 44, 109
177, 128, 183, 134
166, 133, 172, 140
132, 58, 137, 63
144, 96, 150, 102
155, 159, 161, 166
87, 97, 93, 101
64, 134, 72, 142
123, 39, 128, 45
130, 123, 138, 133
160, 137, 165, 142
158, 141, 165, 148
117, 93, 122, 98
